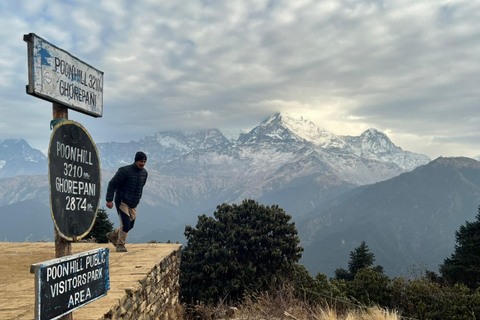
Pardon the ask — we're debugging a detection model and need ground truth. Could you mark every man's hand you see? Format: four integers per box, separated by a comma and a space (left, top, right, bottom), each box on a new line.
106, 201, 114, 209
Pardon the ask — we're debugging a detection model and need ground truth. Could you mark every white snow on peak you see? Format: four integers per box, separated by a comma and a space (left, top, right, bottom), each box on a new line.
205, 130, 218, 140
275, 113, 346, 148
278, 113, 319, 141
364, 127, 381, 134
220, 129, 244, 142
361, 128, 388, 140
154, 134, 189, 151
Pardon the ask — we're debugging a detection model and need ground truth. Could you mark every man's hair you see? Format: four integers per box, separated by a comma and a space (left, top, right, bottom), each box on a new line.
135, 151, 147, 162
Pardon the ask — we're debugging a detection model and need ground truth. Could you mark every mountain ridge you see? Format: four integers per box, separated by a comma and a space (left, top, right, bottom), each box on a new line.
0, 113, 440, 279
299, 156, 480, 277
0, 139, 48, 178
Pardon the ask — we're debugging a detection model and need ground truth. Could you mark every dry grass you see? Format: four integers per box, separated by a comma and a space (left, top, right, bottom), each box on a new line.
229, 301, 400, 320
343, 307, 400, 320
183, 289, 400, 320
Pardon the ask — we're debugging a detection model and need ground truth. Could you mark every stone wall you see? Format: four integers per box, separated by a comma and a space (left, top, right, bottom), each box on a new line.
102, 249, 181, 320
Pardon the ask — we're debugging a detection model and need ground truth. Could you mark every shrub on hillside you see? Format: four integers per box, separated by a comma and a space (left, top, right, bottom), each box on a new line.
440, 207, 480, 290
291, 265, 344, 306
179, 200, 303, 305
391, 278, 480, 320
335, 241, 384, 281
346, 268, 393, 307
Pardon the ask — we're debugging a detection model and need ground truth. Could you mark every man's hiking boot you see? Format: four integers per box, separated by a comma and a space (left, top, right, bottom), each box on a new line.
107, 231, 117, 246
116, 244, 128, 252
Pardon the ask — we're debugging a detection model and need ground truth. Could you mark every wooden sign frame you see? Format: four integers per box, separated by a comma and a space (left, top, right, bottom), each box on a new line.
31, 248, 110, 320
24, 33, 104, 117
48, 120, 101, 241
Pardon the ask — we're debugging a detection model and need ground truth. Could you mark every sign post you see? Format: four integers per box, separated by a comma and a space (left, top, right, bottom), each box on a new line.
48, 119, 101, 240
52, 104, 71, 260
31, 248, 110, 320
24, 33, 104, 117
25, 33, 105, 320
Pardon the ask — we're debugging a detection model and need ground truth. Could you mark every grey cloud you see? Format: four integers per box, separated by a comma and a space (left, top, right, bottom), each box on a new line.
0, 0, 479, 158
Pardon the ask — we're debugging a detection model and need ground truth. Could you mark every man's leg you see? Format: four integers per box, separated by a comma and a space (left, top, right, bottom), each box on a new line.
129, 208, 137, 231
107, 230, 117, 246
107, 205, 120, 247
116, 203, 132, 252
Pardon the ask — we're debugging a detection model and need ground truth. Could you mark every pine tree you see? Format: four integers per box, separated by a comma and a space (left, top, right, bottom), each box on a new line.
334, 267, 352, 281
348, 241, 375, 275
335, 241, 382, 281
179, 199, 303, 305
440, 207, 480, 289
85, 208, 114, 243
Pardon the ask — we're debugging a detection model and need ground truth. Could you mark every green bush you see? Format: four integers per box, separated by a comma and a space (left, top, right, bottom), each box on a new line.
85, 208, 114, 243
346, 268, 393, 307
440, 208, 480, 290
335, 241, 384, 281
179, 200, 303, 305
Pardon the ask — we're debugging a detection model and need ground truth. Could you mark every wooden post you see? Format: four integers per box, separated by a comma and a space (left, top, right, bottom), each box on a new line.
26, 34, 104, 319
53, 102, 70, 257
53, 103, 68, 122
52, 102, 73, 320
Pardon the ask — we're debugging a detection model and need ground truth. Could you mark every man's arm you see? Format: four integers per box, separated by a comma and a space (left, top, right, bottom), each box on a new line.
105, 167, 126, 208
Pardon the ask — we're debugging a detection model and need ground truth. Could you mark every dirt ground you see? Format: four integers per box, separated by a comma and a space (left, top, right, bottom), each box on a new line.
0, 242, 181, 320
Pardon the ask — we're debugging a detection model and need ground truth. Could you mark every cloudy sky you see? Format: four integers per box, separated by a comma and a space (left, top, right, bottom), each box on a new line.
1, 0, 479, 159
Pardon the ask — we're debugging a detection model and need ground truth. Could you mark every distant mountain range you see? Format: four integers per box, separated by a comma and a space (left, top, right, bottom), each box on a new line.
299, 156, 480, 277
0, 139, 47, 178
4, 113, 475, 277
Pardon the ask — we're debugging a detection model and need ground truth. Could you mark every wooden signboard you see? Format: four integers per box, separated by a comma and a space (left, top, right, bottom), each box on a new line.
24, 33, 104, 117
31, 248, 110, 320
25, 33, 106, 320
49, 120, 101, 240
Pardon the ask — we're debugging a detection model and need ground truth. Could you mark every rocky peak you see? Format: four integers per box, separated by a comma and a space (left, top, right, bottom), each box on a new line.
237, 113, 345, 148
0, 139, 47, 178
237, 113, 298, 144
358, 128, 398, 155
141, 129, 229, 151
340, 128, 430, 170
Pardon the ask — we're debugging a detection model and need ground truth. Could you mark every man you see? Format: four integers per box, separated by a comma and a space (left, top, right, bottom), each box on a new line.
106, 151, 148, 252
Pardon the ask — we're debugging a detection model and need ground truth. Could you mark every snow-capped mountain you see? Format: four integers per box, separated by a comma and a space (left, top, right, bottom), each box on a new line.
238, 113, 346, 148
237, 113, 429, 172
0, 139, 47, 178
1, 113, 430, 243
94, 113, 430, 227
341, 128, 430, 171
234, 113, 429, 183
97, 129, 231, 168
5, 114, 480, 278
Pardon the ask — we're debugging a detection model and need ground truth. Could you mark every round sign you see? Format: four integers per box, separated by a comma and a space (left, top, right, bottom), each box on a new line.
48, 120, 101, 240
